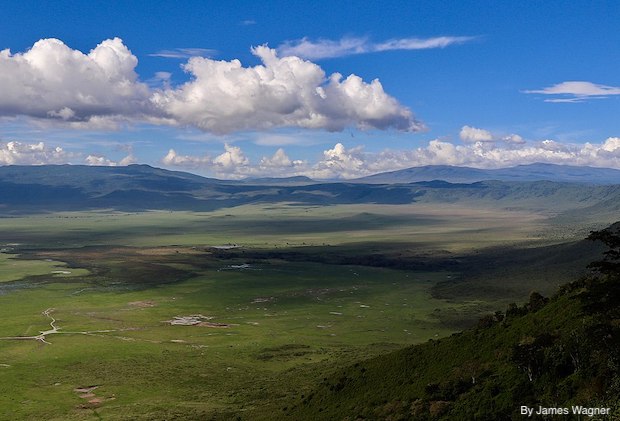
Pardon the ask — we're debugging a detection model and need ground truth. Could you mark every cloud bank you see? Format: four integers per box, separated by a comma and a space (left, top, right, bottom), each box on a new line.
0, 141, 75, 165
0, 140, 134, 166
0, 38, 422, 134
3, 131, 620, 178
162, 144, 305, 179
160, 134, 620, 179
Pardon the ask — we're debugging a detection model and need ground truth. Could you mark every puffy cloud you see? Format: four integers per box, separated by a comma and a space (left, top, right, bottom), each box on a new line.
85, 155, 116, 166
539, 139, 566, 152
213, 144, 249, 168
459, 125, 494, 143
1, 38, 422, 135
161, 149, 211, 168
0, 138, 137, 166
502, 134, 525, 144
394, 137, 620, 170
161, 144, 307, 179
310, 143, 367, 179
119, 154, 137, 165
161, 144, 252, 178
460, 125, 525, 145
0, 38, 151, 123
151, 46, 423, 133
256, 149, 307, 178
162, 137, 620, 180
260, 148, 292, 167
601, 137, 620, 152
524, 81, 620, 102
0, 140, 75, 165
85, 153, 137, 166
277, 35, 475, 60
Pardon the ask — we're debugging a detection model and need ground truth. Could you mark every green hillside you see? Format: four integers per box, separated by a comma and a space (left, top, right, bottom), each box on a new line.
285, 226, 620, 420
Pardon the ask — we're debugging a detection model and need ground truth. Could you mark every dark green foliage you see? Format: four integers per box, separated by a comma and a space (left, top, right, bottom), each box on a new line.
431, 238, 607, 300
286, 226, 620, 420
587, 223, 620, 277
526, 291, 548, 312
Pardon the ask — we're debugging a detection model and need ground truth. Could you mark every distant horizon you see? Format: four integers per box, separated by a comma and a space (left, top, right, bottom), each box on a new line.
2, 160, 620, 182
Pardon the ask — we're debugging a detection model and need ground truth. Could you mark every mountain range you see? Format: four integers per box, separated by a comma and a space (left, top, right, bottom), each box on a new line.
0, 163, 619, 215
354, 163, 620, 184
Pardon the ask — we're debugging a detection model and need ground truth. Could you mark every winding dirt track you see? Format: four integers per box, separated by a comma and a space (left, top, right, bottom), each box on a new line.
0, 308, 146, 345
0, 308, 59, 344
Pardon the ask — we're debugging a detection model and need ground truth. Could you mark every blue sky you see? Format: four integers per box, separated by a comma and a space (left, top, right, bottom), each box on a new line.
0, 1, 619, 178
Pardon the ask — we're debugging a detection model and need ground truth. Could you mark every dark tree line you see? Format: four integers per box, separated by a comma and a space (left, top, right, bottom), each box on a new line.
588, 225, 620, 277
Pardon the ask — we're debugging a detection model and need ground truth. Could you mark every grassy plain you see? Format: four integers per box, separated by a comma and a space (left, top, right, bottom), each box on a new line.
0, 203, 551, 250
0, 253, 89, 283
0, 203, 591, 419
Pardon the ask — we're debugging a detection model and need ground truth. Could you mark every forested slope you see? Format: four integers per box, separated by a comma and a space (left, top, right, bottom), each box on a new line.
285, 225, 620, 420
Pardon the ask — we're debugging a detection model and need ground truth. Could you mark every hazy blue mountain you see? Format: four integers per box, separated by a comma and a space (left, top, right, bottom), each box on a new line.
240, 175, 316, 185
0, 164, 223, 190
355, 163, 620, 184
1, 164, 620, 216
0, 165, 418, 212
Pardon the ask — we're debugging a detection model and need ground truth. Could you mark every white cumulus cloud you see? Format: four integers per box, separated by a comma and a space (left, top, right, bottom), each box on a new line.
85, 153, 136, 166
502, 134, 524, 144
151, 45, 423, 134
601, 137, 620, 152
0, 138, 137, 166
213, 144, 250, 169
460, 125, 525, 144
256, 149, 307, 177
0, 140, 75, 165
459, 125, 494, 143
0, 38, 151, 124
0, 38, 423, 135
161, 149, 212, 168
310, 143, 367, 179
161, 136, 620, 180
260, 148, 292, 167
391, 137, 620, 171
160, 144, 308, 179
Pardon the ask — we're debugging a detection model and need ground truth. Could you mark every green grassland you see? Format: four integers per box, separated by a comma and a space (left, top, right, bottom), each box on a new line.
0, 203, 552, 250
0, 255, 481, 419
0, 203, 601, 419
0, 253, 89, 283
